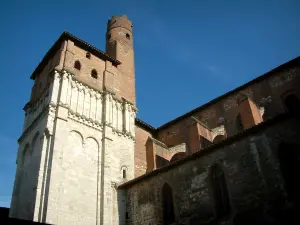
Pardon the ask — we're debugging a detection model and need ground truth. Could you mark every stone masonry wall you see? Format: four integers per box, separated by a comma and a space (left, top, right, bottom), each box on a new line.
123, 116, 300, 225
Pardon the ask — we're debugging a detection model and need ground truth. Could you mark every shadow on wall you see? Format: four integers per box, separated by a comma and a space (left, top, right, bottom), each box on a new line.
156, 155, 170, 167
0, 207, 52, 225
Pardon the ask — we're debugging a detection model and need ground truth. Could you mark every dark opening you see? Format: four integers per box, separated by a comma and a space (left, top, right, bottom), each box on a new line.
126, 33, 131, 40
278, 142, 300, 205
91, 69, 98, 79
284, 94, 300, 113
106, 33, 111, 40
211, 164, 231, 221
126, 212, 129, 219
236, 113, 244, 132
162, 183, 175, 225
74, 61, 81, 70
86, 52, 91, 59
122, 169, 126, 179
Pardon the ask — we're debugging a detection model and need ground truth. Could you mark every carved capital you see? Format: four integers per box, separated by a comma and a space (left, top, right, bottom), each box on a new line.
54, 71, 61, 80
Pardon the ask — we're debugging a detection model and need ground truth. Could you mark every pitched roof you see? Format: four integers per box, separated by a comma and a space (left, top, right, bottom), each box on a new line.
30, 31, 121, 80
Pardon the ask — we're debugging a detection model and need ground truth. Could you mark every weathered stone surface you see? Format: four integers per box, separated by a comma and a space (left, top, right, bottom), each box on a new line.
121, 115, 300, 225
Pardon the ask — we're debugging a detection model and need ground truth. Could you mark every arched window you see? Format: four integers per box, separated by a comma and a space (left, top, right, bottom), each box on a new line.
126, 33, 131, 40
162, 183, 175, 225
278, 142, 300, 204
236, 113, 244, 132
91, 69, 98, 79
74, 60, 81, 70
284, 94, 300, 113
86, 52, 91, 59
122, 169, 126, 179
210, 164, 231, 221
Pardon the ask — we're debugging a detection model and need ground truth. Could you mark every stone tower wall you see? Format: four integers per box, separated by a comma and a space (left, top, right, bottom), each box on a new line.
10, 15, 137, 225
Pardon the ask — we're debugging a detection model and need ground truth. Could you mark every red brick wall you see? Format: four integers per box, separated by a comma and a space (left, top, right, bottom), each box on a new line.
135, 125, 152, 177
154, 64, 300, 149
238, 98, 263, 129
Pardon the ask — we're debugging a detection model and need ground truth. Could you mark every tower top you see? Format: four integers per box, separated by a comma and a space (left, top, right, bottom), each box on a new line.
107, 15, 132, 33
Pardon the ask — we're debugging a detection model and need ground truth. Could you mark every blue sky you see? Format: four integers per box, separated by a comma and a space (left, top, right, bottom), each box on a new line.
0, 0, 300, 208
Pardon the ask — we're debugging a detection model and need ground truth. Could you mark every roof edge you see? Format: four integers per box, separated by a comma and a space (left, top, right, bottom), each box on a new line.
156, 56, 300, 131
135, 118, 156, 133
119, 112, 299, 189
30, 31, 121, 80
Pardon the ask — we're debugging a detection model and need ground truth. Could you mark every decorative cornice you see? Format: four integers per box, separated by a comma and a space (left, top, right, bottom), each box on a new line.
68, 109, 103, 131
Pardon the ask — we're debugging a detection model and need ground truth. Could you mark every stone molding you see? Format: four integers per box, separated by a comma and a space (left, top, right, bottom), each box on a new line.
22, 69, 137, 140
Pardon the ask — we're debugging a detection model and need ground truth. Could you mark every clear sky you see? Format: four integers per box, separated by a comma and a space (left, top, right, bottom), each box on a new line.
0, 0, 300, 208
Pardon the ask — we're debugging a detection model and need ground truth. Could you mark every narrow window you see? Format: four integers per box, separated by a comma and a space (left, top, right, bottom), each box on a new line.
74, 60, 81, 70
284, 94, 300, 113
91, 69, 98, 79
126, 33, 131, 40
162, 183, 175, 225
210, 164, 231, 221
278, 142, 300, 204
122, 169, 126, 179
236, 113, 244, 132
86, 52, 91, 59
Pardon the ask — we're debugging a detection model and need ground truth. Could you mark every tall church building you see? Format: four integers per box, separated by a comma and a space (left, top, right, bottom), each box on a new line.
9, 15, 136, 224
8, 15, 300, 225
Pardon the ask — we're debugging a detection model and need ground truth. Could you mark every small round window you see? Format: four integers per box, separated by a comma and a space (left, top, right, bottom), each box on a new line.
126, 33, 131, 40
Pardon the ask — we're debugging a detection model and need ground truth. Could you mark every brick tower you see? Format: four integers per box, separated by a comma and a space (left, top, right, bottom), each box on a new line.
106, 15, 136, 105
9, 15, 136, 225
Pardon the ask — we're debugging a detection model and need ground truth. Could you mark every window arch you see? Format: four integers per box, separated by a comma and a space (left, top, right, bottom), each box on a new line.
121, 166, 127, 179
91, 69, 98, 79
86, 52, 91, 59
210, 164, 231, 221
278, 142, 300, 204
284, 94, 300, 113
162, 183, 175, 225
74, 60, 81, 70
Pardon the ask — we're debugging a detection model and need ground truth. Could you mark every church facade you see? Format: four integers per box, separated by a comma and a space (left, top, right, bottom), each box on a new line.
9, 15, 300, 225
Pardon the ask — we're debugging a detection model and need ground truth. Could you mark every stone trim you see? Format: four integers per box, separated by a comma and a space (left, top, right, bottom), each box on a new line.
18, 104, 56, 143
147, 136, 168, 148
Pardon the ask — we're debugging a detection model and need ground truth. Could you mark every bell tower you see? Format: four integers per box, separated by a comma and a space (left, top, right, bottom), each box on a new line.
106, 15, 136, 105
